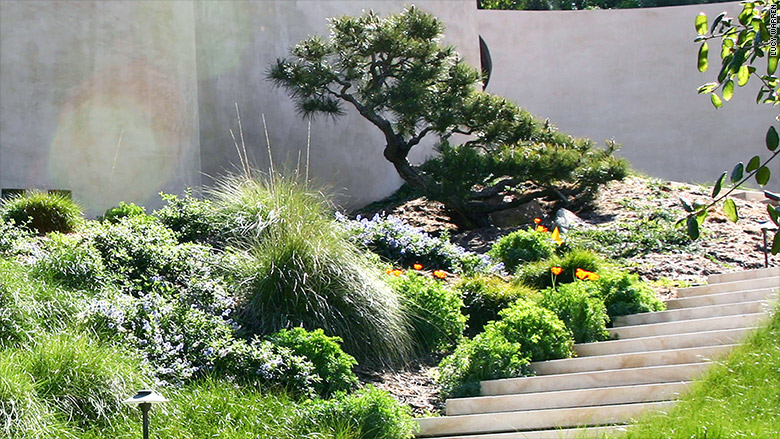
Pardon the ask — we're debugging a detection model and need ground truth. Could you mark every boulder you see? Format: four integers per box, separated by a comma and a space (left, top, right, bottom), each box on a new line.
489, 200, 544, 228
554, 208, 584, 233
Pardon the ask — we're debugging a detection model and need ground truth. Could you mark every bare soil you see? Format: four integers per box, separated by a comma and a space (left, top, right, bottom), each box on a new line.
354, 176, 778, 415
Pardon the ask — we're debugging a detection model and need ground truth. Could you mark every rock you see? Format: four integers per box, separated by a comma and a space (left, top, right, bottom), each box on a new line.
554, 208, 584, 233
489, 200, 544, 228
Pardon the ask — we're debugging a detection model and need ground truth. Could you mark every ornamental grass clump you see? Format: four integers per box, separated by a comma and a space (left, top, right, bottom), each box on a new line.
0, 191, 82, 235
213, 175, 413, 366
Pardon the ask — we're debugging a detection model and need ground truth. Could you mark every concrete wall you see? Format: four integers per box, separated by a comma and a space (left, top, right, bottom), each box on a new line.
0, 0, 477, 216
0, 1, 202, 215
479, 3, 780, 191
1, 1, 776, 217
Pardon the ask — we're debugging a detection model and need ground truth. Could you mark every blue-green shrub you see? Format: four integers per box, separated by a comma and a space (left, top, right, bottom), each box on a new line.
154, 192, 225, 245
337, 213, 502, 275
539, 282, 609, 343
300, 386, 416, 439
31, 233, 106, 290
437, 300, 572, 397
0, 191, 82, 235
488, 228, 556, 272
267, 327, 358, 398
389, 271, 467, 353
454, 275, 538, 337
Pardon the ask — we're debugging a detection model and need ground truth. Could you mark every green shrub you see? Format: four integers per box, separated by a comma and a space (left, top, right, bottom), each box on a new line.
268, 328, 358, 398
31, 233, 106, 290
437, 330, 532, 397
539, 282, 609, 343
389, 271, 467, 353
0, 216, 31, 255
516, 248, 602, 289
154, 192, 225, 245
438, 300, 572, 397
0, 191, 82, 235
220, 175, 413, 366
100, 202, 147, 224
594, 271, 665, 319
300, 386, 416, 439
455, 275, 538, 337
488, 228, 556, 272
15, 333, 148, 429
87, 216, 178, 284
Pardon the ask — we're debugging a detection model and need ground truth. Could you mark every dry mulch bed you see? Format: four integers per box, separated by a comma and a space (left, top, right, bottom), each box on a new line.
354, 176, 778, 416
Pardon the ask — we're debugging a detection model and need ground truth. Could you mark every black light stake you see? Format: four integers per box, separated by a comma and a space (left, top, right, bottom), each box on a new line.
122, 389, 168, 439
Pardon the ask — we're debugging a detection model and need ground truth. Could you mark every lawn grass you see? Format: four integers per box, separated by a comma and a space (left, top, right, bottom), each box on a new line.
619, 307, 780, 439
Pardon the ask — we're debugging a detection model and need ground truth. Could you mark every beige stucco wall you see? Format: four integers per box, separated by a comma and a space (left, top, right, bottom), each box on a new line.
0, 1, 202, 216
479, 3, 780, 191
1, 1, 776, 217
0, 0, 477, 216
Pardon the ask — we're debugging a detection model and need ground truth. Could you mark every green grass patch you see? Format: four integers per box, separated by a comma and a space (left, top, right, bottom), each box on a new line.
620, 308, 780, 438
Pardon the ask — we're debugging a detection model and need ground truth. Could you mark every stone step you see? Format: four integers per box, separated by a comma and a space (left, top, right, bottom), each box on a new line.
420, 425, 626, 439
575, 327, 754, 357
482, 362, 708, 396
676, 277, 779, 298
531, 344, 734, 376
607, 313, 766, 340
707, 267, 780, 284
613, 300, 771, 327
665, 287, 777, 309
446, 381, 689, 416
415, 401, 675, 437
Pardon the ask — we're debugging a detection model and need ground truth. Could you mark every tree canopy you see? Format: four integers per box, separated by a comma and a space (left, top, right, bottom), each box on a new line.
269, 6, 626, 227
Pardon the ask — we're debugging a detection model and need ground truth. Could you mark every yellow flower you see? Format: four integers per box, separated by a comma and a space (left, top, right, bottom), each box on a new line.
551, 227, 562, 245
413, 263, 423, 270
536, 225, 548, 233
551, 266, 563, 275
575, 268, 599, 281
432, 270, 447, 279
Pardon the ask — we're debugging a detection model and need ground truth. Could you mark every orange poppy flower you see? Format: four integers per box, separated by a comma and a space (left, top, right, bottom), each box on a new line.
533, 218, 542, 224
551, 266, 563, 275
386, 268, 403, 276
575, 268, 599, 281
432, 270, 447, 279
413, 263, 423, 270
536, 225, 548, 233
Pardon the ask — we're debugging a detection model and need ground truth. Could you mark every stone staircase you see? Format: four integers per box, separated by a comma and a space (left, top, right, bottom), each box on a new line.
415, 267, 780, 439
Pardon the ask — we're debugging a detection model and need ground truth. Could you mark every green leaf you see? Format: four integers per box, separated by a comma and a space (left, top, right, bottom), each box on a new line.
721, 38, 734, 59
687, 215, 700, 240
737, 65, 750, 86
698, 82, 720, 94
723, 198, 739, 222
772, 232, 780, 255
712, 171, 727, 198
746, 155, 761, 172
711, 11, 726, 34
767, 126, 779, 151
711, 92, 723, 108
738, 3, 754, 26
696, 13, 708, 35
756, 166, 771, 186
680, 197, 694, 213
731, 162, 744, 183
696, 208, 709, 226
723, 79, 734, 101
769, 53, 778, 75
768, 204, 779, 225
698, 43, 709, 72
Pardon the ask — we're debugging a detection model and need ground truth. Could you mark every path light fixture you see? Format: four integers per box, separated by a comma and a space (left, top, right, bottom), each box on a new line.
122, 389, 168, 439
759, 221, 779, 268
